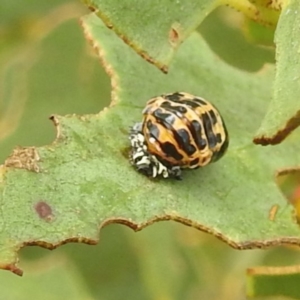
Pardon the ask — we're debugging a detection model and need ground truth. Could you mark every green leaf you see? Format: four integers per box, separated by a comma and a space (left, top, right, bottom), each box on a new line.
20, 225, 151, 300
242, 18, 275, 46
223, 0, 280, 27
1, 13, 300, 275
0, 254, 92, 300
247, 265, 300, 299
199, 7, 275, 71
83, 0, 299, 145
83, 0, 219, 71
82, 0, 282, 72
254, 0, 300, 144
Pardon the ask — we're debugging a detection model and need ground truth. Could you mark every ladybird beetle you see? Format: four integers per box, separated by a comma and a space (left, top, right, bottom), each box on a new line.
129, 92, 229, 180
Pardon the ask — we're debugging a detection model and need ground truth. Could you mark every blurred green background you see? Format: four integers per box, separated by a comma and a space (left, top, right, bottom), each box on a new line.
0, 1, 298, 299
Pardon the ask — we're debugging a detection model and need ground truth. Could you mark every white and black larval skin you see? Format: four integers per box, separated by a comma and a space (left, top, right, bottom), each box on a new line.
129, 122, 182, 179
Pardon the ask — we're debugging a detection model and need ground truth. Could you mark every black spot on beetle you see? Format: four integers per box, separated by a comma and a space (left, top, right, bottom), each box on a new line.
153, 109, 176, 130
202, 112, 217, 148
147, 120, 160, 140
188, 120, 207, 150
208, 109, 218, 124
174, 128, 196, 155
207, 135, 217, 149
161, 101, 172, 108
212, 126, 229, 162
198, 138, 207, 150
177, 105, 187, 114
160, 101, 187, 118
165, 92, 184, 102
216, 129, 229, 160
216, 133, 222, 143
190, 157, 199, 167
193, 97, 208, 106
160, 141, 183, 161
181, 99, 200, 109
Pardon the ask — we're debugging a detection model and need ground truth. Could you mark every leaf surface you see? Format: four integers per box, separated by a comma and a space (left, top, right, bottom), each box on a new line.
84, 0, 300, 145
1, 13, 300, 275
83, 0, 218, 71
254, 0, 300, 144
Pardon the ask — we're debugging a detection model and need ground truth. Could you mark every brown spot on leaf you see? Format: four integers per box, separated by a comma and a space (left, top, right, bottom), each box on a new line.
169, 23, 181, 47
169, 28, 178, 44
269, 204, 279, 221
35, 201, 54, 222
5, 147, 40, 172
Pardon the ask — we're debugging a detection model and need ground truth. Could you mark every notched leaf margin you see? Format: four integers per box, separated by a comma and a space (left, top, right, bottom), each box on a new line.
82, 4, 169, 73
80, 17, 120, 108
6, 211, 300, 276
1, 9, 300, 275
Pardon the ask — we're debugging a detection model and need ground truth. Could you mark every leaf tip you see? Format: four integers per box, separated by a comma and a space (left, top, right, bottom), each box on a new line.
1, 263, 23, 276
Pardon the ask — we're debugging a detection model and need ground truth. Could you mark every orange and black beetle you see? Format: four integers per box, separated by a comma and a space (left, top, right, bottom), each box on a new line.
129, 92, 229, 180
